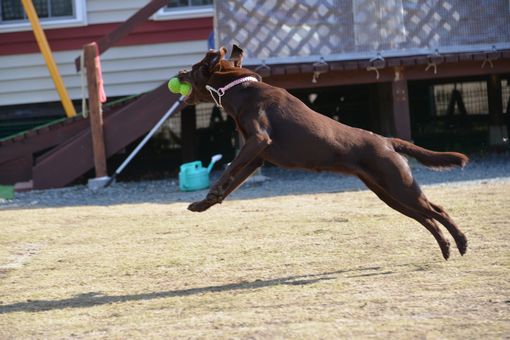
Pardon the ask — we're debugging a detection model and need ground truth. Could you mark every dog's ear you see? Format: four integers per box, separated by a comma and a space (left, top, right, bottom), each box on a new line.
206, 47, 227, 72
229, 44, 244, 67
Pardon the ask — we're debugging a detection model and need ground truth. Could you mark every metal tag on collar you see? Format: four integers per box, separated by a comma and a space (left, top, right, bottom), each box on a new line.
205, 84, 224, 108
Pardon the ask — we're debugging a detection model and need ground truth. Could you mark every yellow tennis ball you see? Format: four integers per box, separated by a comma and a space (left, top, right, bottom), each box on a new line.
180, 82, 192, 96
168, 77, 181, 94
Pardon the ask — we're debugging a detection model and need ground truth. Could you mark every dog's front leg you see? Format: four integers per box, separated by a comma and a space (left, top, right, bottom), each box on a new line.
188, 133, 271, 212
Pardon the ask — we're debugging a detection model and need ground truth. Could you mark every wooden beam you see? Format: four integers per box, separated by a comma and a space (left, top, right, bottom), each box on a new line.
84, 43, 107, 178
487, 74, 508, 145
374, 83, 394, 136
391, 67, 412, 141
0, 155, 32, 185
0, 117, 88, 165
488, 74, 504, 125
259, 59, 510, 90
74, 0, 168, 71
32, 83, 182, 189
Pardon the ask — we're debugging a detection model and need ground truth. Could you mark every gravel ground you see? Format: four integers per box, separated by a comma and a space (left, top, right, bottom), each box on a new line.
1, 152, 509, 210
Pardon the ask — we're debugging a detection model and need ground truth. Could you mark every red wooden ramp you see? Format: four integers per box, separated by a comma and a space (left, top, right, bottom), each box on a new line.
0, 82, 185, 190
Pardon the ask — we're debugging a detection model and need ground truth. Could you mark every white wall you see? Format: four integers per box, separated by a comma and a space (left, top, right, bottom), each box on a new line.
0, 40, 208, 106
87, 0, 151, 25
0, 0, 212, 107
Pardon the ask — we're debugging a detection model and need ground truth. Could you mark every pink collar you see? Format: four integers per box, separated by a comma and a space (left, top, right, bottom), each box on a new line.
205, 76, 258, 108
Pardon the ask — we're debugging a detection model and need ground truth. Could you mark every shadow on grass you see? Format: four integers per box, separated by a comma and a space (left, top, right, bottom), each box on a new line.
0, 264, 425, 314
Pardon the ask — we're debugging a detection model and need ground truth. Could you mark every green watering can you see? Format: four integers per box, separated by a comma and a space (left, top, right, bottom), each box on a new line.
179, 154, 222, 192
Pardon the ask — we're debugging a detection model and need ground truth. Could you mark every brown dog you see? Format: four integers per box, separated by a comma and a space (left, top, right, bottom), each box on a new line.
178, 45, 468, 260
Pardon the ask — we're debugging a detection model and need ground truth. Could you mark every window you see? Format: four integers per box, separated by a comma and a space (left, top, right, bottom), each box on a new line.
167, 0, 213, 9
0, 0, 86, 32
153, 0, 213, 21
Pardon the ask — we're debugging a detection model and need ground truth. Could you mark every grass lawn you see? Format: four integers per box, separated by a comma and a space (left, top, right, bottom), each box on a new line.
1, 181, 509, 338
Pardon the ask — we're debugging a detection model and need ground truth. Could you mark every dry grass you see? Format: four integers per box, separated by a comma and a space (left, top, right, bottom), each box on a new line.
0, 181, 509, 339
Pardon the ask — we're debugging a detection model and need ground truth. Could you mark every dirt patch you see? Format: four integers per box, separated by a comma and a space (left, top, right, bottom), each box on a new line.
0, 243, 44, 277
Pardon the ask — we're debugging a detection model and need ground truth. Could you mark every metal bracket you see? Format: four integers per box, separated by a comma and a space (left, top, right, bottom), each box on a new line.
425, 49, 442, 75
312, 57, 328, 83
481, 46, 498, 69
366, 53, 385, 80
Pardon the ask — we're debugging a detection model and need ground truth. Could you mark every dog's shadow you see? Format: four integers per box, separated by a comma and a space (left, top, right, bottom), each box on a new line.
0, 263, 429, 314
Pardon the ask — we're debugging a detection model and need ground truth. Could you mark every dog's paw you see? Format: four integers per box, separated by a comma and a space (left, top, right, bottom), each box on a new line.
188, 200, 213, 212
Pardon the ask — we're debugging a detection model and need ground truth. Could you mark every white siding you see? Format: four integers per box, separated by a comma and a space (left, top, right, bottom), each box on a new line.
86, 0, 152, 25
0, 40, 208, 106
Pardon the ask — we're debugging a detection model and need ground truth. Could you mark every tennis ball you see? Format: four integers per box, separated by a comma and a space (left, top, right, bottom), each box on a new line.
168, 77, 181, 94
180, 82, 192, 96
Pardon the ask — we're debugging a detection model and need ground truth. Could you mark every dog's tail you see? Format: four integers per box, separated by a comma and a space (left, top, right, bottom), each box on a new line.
389, 138, 469, 170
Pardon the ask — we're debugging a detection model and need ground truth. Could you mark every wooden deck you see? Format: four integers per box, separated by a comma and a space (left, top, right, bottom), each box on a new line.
0, 85, 183, 189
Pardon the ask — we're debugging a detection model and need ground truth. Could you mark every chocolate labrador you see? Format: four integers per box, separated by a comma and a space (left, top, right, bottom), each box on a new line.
178, 45, 468, 260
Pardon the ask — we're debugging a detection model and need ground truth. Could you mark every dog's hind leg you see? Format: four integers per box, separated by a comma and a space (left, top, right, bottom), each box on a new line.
426, 202, 467, 255
360, 151, 467, 257
359, 174, 451, 260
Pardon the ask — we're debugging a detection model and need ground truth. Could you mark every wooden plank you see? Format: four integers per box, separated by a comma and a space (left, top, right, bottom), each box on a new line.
405, 59, 510, 80
272, 66, 286, 76
401, 57, 416, 66
285, 65, 300, 75
262, 58, 510, 89
32, 83, 183, 189
0, 155, 32, 185
33, 128, 93, 189
375, 82, 394, 136
299, 64, 314, 73
391, 67, 411, 141
103, 85, 184, 155
488, 74, 503, 125
445, 54, 459, 63
487, 74, 507, 145
329, 62, 343, 71
387, 59, 402, 67
74, 0, 168, 71
84, 43, 108, 178
265, 68, 394, 89
0, 117, 88, 165
357, 60, 371, 69
343, 61, 358, 70
459, 53, 473, 62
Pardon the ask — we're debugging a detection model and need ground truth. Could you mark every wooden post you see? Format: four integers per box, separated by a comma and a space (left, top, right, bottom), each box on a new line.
487, 74, 508, 145
374, 68, 411, 140
84, 43, 107, 178
391, 67, 412, 141
374, 83, 394, 136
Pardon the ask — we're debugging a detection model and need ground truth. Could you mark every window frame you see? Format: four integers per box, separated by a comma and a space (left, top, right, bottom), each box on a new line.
0, 0, 86, 33
151, 1, 213, 21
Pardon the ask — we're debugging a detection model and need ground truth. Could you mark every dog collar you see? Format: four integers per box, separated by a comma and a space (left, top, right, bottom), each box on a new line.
205, 76, 258, 108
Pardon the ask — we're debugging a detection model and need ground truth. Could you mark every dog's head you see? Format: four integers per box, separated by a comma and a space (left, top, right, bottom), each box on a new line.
177, 45, 247, 105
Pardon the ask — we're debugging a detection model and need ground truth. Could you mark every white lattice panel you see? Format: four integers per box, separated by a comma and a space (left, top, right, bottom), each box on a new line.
215, 0, 510, 64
